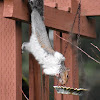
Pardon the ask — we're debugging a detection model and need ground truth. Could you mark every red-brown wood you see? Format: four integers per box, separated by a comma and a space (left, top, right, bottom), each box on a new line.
3, 0, 96, 38
54, 31, 62, 100
62, 33, 79, 100
3, 0, 29, 22
16, 21, 22, 100
29, 55, 41, 100
1, 0, 98, 100
42, 75, 49, 100
44, 6, 96, 38
44, 1, 57, 8
54, 32, 79, 100
45, 0, 71, 11
72, 0, 100, 16
0, 1, 22, 100
29, 55, 35, 100
54, 0, 71, 11
81, 0, 100, 16
45, 76, 49, 100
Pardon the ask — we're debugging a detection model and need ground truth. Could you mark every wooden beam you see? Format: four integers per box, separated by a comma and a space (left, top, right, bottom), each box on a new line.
29, 55, 41, 100
44, 6, 96, 38
61, 33, 79, 100
72, 0, 100, 16
0, 1, 22, 100
3, 0, 96, 38
3, 0, 29, 22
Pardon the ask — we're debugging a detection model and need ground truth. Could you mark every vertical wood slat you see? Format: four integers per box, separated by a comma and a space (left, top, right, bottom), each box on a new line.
54, 31, 62, 100
29, 55, 41, 100
45, 76, 49, 100
54, 31, 79, 100
16, 21, 22, 100
0, 1, 22, 100
42, 75, 49, 100
29, 55, 35, 100
62, 33, 79, 100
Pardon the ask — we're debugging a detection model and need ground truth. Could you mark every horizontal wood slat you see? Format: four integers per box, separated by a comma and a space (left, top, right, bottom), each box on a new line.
3, 0, 96, 38
44, 6, 96, 38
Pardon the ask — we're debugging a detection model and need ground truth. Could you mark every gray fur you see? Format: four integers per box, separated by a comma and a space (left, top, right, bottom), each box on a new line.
28, 0, 44, 19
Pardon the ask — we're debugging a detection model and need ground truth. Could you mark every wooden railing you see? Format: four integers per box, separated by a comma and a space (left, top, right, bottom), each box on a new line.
0, 0, 97, 100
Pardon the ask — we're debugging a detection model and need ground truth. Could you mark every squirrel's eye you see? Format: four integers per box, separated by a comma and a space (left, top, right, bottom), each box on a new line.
67, 75, 68, 78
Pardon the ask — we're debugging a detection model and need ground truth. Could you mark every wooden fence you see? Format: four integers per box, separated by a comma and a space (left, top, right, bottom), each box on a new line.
0, 0, 97, 100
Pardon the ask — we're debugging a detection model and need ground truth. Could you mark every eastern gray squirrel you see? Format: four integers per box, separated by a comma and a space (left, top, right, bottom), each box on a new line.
22, 0, 70, 85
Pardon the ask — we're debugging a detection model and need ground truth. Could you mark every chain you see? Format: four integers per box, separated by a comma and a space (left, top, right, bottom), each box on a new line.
73, 0, 81, 88
63, 0, 81, 88
64, 1, 81, 56
77, 2, 81, 44
77, 0, 86, 89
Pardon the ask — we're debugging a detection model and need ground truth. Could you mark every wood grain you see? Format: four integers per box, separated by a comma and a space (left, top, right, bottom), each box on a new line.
3, 0, 96, 38
62, 33, 79, 100
29, 55, 41, 100
0, 1, 22, 100
54, 31, 62, 100
72, 0, 100, 16
44, 6, 96, 38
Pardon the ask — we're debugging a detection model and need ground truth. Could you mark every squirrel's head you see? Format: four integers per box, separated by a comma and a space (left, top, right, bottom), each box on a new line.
57, 68, 70, 85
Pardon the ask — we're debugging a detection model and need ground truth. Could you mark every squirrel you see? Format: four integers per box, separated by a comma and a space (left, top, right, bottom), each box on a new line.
22, 0, 70, 85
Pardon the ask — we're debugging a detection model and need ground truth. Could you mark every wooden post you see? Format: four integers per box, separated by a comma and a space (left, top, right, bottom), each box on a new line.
54, 31, 62, 100
54, 32, 79, 100
29, 56, 41, 100
62, 33, 79, 100
0, 1, 22, 100
42, 75, 49, 100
